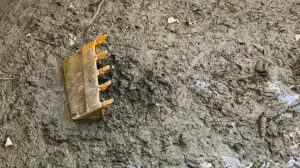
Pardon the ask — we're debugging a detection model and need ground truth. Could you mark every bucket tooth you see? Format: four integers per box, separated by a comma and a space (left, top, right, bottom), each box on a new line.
99, 80, 111, 91
98, 65, 110, 76
101, 99, 114, 109
96, 34, 107, 45
63, 34, 114, 120
97, 50, 107, 61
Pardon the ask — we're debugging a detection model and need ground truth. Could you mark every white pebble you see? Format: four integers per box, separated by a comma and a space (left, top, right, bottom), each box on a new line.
5, 137, 12, 148
69, 39, 75, 46
200, 162, 212, 168
295, 34, 300, 41
167, 17, 179, 24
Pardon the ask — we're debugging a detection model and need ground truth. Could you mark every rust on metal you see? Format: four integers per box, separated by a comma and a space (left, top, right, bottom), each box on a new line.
63, 34, 114, 120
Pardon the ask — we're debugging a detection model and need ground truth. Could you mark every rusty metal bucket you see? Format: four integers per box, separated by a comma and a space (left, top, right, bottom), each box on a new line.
63, 34, 113, 120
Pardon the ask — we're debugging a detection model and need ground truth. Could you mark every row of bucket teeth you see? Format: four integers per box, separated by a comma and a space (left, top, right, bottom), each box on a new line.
63, 34, 114, 120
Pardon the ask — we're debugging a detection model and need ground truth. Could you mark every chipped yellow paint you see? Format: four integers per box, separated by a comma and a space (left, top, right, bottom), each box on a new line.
63, 34, 114, 120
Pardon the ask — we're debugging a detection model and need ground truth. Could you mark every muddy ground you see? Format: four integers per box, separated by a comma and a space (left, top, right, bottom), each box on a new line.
0, 0, 300, 167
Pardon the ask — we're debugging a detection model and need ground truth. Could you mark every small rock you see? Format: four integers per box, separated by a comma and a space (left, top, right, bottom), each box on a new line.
69, 3, 74, 9
287, 159, 296, 167
255, 59, 269, 76
200, 162, 212, 168
291, 85, 300, 94
68, 33, 76, 46
138, 129, 152, 144
184, 20, 192, 26
253, 44, 264, 53
5, 137, 12, 148
167, 17, 179, 24
179, 131, 196, 148
258, 112, 267, 137
120, 80, 129, 88
196, 81, 210, 87
280, 112, 293, 119
69, 39, 75, 46
295, 34, 300, 41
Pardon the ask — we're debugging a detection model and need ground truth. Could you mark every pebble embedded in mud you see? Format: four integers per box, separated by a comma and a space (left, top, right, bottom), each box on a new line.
255, 59, 269, 76
200, 162, 212, 168
137, 129, 152, 144
167, 16, 179, 24
5, 137, 12, 148
196, 81, 210, 87
68, 33, 76, 46
258, 113, 267, 137
179, 131, 196, 148
295, 34, 300, 41
253, 44, 264, 53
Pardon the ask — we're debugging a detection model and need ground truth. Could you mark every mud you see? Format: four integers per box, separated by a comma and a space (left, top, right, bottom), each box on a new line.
0, 0, 300, 167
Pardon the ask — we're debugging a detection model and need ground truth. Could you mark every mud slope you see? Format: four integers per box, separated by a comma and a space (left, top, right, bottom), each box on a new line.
0, 0, 300, 167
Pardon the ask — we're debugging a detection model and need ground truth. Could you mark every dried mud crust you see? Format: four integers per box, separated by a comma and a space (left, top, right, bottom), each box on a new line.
0, 0, 300, 167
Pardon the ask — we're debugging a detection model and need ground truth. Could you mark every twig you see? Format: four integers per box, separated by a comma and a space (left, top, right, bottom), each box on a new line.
0, 78, 15, 80
34, 38, 58, 46
220, 54, 242, 70
88, 0, 105, 26
0, 69, 9, 74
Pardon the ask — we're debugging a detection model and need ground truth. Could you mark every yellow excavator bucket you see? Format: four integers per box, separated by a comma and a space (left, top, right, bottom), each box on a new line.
63, 34, 114, 120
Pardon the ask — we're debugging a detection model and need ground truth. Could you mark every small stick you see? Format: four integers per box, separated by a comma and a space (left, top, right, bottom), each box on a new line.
89, 0, 105, 26
34, 38, 58, 46
220, 54, 242, 70
0, 78, 15, 80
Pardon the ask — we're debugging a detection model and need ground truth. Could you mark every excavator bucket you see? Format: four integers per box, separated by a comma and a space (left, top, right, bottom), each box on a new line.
63, 34, 114, 120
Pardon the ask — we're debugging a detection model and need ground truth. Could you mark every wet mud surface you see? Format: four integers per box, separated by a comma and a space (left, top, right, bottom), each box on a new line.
0, 0, 300, 167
